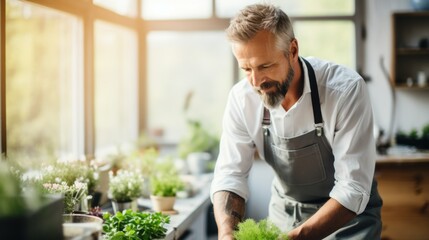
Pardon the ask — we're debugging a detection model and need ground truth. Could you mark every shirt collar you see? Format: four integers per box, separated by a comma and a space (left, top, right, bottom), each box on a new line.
299, 57, 312, 96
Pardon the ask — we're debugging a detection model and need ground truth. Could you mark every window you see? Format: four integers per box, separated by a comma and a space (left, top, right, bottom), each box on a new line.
147, 31, 233, 142
294, 21, 356, 69
5, 0, 83, 161
93, 0, 138, 17
94, 20, 138, 156
142, 0, 212, 20
217, 0, 358, 69
1, 0, 362, 161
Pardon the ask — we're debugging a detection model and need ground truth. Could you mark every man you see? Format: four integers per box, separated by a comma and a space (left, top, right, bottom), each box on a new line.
210, 3, 382, 240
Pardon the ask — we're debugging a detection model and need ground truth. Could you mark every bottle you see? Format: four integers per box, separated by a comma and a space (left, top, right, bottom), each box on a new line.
417, 71, 427, 87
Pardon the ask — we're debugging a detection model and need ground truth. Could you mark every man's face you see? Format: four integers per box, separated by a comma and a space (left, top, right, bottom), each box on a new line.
232, 30, 294, 108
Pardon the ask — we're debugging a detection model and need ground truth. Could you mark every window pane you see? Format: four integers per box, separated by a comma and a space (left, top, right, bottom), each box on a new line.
93, 0, 137, 17
294, 21, 356, 69
142, 0, 211, 20
215, 0, 259, 18
94, 21, 138, 156
216, 0, 354, 18
147, 32, 233, 142
274, 0, 354, 16
6, 0, 83, 161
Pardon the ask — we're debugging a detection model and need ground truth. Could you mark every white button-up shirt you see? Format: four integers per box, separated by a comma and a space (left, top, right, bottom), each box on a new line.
210, 57, 376, 214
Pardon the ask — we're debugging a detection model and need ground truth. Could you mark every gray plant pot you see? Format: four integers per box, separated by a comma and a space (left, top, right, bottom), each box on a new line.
111, 199, 137, 214
0, 195, 64, 240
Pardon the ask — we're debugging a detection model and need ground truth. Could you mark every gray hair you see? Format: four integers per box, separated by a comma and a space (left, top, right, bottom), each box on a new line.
226, 4, 295, 55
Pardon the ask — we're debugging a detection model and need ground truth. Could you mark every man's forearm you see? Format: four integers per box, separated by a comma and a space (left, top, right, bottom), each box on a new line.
288, 198, 356, 240
213, 191, 245, 240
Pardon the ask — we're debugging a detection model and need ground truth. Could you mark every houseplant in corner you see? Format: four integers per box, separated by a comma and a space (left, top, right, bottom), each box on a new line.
108, 169, 144, 213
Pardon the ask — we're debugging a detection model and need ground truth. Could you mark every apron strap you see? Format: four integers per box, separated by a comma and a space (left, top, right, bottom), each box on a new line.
302, 58, 324, 137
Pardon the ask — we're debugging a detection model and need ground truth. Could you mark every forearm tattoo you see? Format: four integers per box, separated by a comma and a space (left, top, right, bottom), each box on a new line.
225, 193, 244, 221
217, 191, 245, 222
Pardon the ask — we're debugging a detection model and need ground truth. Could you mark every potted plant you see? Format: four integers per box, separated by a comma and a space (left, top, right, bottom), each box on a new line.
0, 160, 64, 240
125, 147, 159, 198
103, 209, 170, 240
38, 160, 96, 213
108, 170, 144, 213
234, 218, 289, 240
396, 123, 429, 150
177, 120, 219, 174
42, 180, 87, 214
150, 174, 184, 213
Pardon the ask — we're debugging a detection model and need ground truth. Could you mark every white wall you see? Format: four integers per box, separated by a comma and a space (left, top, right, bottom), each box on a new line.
364, 0, 429, 141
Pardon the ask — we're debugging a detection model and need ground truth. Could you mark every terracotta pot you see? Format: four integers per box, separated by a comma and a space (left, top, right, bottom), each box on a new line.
150, 195, 176, 212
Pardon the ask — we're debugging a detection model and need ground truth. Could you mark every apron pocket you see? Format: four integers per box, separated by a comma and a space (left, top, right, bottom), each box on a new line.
271, 143, 326, 186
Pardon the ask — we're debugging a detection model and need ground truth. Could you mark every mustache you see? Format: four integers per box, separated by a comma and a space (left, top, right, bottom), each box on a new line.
255, 80, 280, 92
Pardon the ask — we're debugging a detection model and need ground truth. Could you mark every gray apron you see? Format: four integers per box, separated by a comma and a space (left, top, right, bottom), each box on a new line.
263, 59, 383, 239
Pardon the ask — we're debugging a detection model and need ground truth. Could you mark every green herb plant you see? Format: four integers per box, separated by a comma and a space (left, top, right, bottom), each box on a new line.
0, 160, 27, 216
150, 175, 184, 197
177, 120, 219, 159
234, 219, 289, 240
150, 158, 185, 197
103, 209, 170, 240
0, 158, 45, 217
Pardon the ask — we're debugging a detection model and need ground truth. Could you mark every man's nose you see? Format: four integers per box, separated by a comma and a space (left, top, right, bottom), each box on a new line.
251, 70, 262, 87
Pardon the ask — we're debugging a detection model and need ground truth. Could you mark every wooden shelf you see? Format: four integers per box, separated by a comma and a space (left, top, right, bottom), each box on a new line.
394, 84, 429, 89
391, 12, 429, 87
396, 48, 429, 55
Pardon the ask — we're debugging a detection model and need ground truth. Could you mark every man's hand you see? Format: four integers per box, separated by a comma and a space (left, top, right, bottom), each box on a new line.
287, 198, 356, 240
213, 191, 245, 240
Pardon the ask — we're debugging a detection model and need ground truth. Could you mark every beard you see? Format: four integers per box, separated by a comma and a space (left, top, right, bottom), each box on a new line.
257, 65, 295, 109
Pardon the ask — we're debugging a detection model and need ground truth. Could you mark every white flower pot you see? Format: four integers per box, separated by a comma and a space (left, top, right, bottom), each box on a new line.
186, 152, 211, 175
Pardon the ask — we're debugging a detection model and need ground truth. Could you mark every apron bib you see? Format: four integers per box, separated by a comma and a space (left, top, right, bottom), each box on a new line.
263, 58, 383, 239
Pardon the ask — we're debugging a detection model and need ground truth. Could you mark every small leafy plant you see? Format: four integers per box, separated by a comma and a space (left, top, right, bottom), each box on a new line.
150, 175, 184, 197
103, 209, 170, 240
177, 120, 219, 159
109, 170, 144, 202
234, 219, 289, 240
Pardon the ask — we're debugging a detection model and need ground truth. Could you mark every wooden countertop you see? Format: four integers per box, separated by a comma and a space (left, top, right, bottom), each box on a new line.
376, 148, 429, 167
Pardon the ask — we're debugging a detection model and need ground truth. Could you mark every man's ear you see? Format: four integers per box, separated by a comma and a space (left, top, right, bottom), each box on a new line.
289, 38, 299, 62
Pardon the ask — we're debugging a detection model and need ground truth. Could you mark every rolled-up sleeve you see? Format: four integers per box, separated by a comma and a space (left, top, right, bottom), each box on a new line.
210, 87, 256, 203
329, 79, 376, 215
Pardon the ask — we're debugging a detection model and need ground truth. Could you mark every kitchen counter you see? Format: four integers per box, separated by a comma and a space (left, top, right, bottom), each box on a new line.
137, 173, 213, 240
374, 149, 429, 239
376, 151, 429, 165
